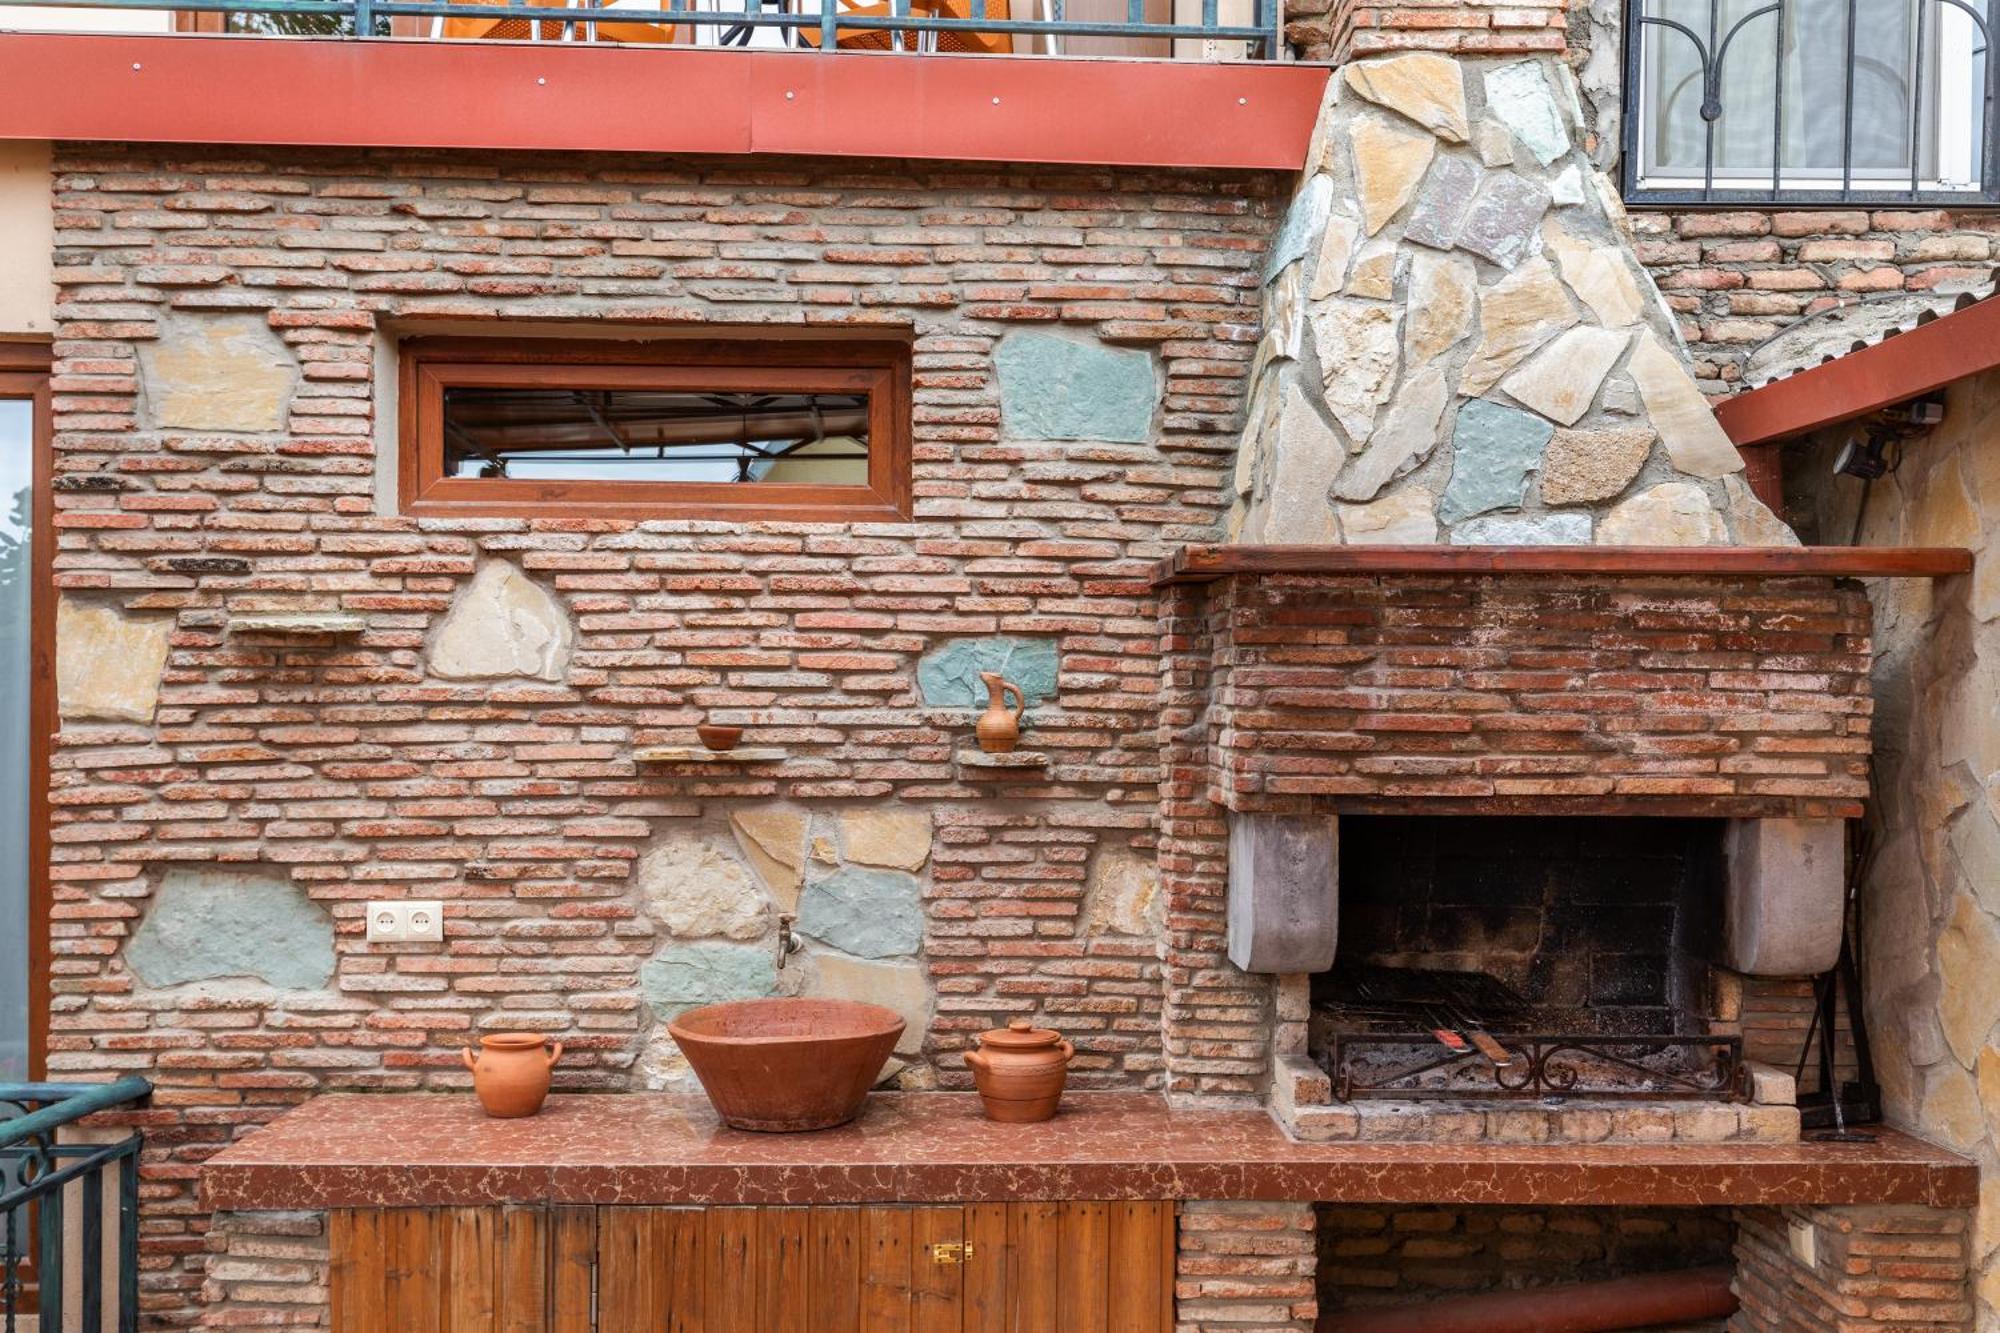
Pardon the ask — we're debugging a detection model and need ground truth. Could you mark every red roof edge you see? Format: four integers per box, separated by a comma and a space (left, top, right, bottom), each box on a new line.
0, 32, 1330, 172
1716, 292, 2000, 447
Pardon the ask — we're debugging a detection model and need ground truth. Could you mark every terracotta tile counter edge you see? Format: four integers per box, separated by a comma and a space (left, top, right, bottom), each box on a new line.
197, 1092, 1978, 1211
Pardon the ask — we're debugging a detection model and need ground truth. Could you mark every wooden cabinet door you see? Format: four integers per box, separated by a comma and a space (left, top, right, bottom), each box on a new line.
328, 1200, 1174, 1332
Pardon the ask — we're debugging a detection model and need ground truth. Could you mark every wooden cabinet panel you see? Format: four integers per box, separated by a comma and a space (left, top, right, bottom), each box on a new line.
329, 1200, 1173, 1332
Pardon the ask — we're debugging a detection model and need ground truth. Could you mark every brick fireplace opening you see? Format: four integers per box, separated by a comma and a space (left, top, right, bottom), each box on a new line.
1288, 808, 1776, 1128
1311, 815, 1734, 1106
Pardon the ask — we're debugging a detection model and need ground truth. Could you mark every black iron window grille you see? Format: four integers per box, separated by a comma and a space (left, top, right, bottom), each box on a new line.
1623, 0, 2000, 205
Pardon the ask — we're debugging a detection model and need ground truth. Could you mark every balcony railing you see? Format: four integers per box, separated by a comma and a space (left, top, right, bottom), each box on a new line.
0, 0, 1285, 59
1, 1079, 151, 1333
1623, 0, 2000, 205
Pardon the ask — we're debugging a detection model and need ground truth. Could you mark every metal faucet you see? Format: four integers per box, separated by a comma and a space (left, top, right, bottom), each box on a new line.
776, 914, 804, 970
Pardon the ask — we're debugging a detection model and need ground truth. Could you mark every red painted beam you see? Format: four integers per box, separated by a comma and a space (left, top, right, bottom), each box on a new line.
1716, 294, 2000, 446
0, 31, 1329, 170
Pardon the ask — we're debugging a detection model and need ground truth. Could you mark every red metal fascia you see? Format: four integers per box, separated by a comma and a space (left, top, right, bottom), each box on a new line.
0, 31, 1329, 171
1716, 294, 2000, 446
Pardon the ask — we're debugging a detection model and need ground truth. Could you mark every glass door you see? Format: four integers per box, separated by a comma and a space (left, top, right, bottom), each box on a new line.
0, 352, 46, 1085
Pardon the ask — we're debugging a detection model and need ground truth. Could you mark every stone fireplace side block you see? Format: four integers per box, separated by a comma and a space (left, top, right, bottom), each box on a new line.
1724, 818, 1847, 976
1226, 812, 1338, 974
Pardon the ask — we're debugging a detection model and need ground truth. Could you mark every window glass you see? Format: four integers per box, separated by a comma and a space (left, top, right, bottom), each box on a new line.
402, 337, 910, 521
0, 397, 31, 1083
442, 386, 871, 486
1639, 0, 1985, 190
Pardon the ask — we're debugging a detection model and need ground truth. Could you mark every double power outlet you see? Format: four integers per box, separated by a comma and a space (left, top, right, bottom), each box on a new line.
366, 899, 444, 943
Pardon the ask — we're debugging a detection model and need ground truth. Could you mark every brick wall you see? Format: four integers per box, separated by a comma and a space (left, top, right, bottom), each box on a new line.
198, 1211, 328, 1329
1176, 1201, 1320, 1331
1290, 0, 1569, 61
44, 143, 1283, 1323
1731, 1205, 1973, 1331
1630, 209, 2000, 398
1317, 1203, 1734, 1318
1196, 574, 1875, 816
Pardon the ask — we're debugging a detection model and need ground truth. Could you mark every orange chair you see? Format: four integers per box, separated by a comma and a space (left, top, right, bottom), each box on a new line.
435, 0, 677, 43
793, 0, 1013, 55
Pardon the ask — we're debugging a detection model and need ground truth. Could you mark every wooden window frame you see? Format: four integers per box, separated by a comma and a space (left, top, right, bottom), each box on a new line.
0, 341, 52, 1085
398, 336, 914, 522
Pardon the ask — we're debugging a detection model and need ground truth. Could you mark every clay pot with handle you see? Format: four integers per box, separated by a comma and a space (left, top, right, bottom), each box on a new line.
965, 1018, 1073, 1123
975, 671, 1026, 754
462, 1032, 562, 1119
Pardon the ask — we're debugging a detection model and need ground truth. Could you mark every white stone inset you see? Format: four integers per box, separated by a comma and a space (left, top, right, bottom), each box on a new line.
1597, 482, 1730, 546
56, 598, 173, 724
428, 563, 574, 683
638, 831, 772, 942
139, 311, 299, 432
1627, 335, 1747, 479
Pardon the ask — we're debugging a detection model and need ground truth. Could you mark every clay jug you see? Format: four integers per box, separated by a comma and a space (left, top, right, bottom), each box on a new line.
975, 672, 1026, 754
462, 1032, 562, 1119
965, 1018, 1073, 1123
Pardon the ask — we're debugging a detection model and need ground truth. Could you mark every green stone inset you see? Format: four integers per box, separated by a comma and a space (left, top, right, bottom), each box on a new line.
125, 869, 335, 990
995, 331, 1157, 444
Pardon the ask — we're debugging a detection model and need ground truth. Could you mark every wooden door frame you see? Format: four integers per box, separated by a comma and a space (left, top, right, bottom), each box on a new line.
0, 340, 52, 1084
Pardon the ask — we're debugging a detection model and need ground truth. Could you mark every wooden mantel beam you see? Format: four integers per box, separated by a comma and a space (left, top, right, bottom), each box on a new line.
1148, 544, 1976, 586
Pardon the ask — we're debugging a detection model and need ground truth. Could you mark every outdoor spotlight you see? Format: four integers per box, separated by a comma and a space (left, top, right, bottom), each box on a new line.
1833, 431, 1894, 480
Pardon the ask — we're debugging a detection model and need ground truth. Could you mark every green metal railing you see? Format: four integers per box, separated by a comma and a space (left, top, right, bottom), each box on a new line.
0, 0, 1286, 58
1, 1078, 151, 1333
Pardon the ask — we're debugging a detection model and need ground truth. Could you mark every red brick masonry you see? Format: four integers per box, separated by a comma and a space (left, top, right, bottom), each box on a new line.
1192, 574, 1875, 816
198, 1092, 1976, 1211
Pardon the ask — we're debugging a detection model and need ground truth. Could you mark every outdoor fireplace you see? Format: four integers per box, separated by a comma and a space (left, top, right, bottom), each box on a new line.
1153, 553, 1884, 1144
1310, 815, 1742, 1105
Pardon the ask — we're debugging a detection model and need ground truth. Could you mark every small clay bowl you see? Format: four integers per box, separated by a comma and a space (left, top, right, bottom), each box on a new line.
695, 724, 743, 752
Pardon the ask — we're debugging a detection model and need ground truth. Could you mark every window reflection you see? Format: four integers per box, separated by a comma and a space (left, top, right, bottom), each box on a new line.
441, 387, 871, 486
0, 398, 29, 1083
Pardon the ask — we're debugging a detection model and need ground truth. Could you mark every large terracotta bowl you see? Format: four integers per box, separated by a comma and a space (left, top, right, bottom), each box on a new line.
669, 997, 905, 1132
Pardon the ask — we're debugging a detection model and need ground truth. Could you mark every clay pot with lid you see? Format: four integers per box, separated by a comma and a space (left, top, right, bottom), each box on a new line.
965, 1018, 1073, 1123
461, 1032, 562, 1119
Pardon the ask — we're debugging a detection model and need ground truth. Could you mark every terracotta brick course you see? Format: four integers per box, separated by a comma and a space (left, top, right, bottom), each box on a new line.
1193, 574, 1874, 815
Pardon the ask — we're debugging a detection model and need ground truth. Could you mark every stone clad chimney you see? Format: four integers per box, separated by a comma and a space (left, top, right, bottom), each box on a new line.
1230, 50, 1795, 549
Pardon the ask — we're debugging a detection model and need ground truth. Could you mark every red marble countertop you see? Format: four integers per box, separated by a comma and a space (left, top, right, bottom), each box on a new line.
199, 1092, 1977, 1212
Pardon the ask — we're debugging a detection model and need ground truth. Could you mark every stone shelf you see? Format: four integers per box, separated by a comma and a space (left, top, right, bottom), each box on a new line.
226, 613, 367, 636
199, 1092, 1977, 1211
633, 746, 788, 765
956, 749, 1049, 771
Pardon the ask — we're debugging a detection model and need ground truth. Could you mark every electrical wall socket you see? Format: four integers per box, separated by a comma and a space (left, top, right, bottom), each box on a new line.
1787, 1217, 1818, 1268
366, 900, 444, 943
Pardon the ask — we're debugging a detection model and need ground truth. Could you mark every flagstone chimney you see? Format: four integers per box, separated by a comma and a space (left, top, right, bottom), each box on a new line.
1229, 48, 1792, 550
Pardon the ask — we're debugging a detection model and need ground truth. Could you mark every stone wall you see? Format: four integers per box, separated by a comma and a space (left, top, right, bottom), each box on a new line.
1231, 50, 1794, 547
1789, 365, 2000, 1325
43, 144, 1281, 1321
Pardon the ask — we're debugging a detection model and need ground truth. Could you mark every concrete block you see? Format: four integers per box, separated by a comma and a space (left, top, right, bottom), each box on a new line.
1723, 817, 1847, 976
1226, 812, 1337, 974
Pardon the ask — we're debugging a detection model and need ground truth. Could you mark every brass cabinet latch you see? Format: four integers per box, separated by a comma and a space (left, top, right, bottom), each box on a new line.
929, 1242, 974, 1264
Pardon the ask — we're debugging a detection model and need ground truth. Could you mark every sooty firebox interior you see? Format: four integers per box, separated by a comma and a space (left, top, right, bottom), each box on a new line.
1311, 816, 1739, 1102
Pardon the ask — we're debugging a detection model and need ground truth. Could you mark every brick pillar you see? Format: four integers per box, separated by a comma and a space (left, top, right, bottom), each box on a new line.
1319, 0, 1569, 60
199, 1210, 330, 1328
1731, 1204, 1973, 1331
1158, 581, 1272, 1103
1176, 1201, 1319, 1331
